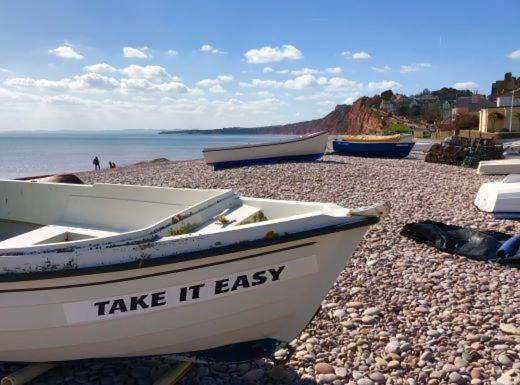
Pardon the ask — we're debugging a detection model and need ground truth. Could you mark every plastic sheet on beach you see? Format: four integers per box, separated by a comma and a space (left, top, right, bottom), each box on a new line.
400, 220, 520, 268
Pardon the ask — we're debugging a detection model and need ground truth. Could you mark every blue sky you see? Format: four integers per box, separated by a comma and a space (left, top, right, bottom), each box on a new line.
0, 0, 519, 131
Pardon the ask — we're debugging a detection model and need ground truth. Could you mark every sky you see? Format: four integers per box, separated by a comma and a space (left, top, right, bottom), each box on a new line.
0, 0, 519, 131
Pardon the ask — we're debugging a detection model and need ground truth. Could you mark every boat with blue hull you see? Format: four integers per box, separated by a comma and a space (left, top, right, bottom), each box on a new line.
203, 130, 329, 170
332, 134, 415, 158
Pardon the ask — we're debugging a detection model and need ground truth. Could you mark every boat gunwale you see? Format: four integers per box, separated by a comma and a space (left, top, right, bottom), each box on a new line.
202, 130, 328, 153
0, 215, 378, 287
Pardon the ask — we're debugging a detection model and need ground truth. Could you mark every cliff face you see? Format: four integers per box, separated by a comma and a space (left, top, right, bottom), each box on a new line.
162, 99, 384, 135
251, 100, 383, 135
344, 99, 384, 134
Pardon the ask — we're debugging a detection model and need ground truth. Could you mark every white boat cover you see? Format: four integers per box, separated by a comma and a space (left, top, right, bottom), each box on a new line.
477, 159, 520, 175
474, 180, 520, 216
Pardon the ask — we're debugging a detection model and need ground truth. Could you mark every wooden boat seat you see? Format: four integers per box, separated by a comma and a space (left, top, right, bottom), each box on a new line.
198, 204, 264, 233
0, 224, 119, 248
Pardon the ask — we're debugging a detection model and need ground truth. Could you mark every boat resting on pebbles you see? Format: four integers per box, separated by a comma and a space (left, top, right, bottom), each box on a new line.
474, 175, 520, 219
202, 130, 328, 170
0, 179, 388, 362
332, 134, 415, 158
477, 159, 520, 175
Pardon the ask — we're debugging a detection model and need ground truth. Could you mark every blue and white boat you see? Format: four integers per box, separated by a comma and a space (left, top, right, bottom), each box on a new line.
203, 130, 329, 170
332, 133, 415, 158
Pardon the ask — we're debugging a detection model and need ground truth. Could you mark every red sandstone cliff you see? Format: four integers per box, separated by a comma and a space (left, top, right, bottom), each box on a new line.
246, 99, 384, 135
242, 99, 383, 135
163, 98, 385, 135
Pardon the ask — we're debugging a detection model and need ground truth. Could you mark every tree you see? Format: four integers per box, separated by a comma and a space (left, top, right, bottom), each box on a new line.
381, 90, 394, 100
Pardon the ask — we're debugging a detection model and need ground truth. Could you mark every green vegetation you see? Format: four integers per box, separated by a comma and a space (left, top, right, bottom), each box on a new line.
168, 223, 199, 236
381, 89, 394, 100
382, 122, 411, 135
240, 211, 268, 225
431, 87, 471, 102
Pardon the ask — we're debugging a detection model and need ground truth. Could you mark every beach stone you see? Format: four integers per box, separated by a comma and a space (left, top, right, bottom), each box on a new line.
470, 369, 482, 379
363, 307, 380, 316
334, 367, 347, 378
241, 368, 264, 383
449, 372, 464, 384
268, 365, 286, 381
421, 351, 433, 362
317, 374, 337, 384
386, 341, 401, 354
499, 323, 520, 335
369, 372, 385, 383
497, 354, 513, 366
430, 371, 444, 379
315, 363, 334, 374
346, 301, 363, 309
357, 378, 374, 385
333, 309, 346, 320
237, 363, 251, 375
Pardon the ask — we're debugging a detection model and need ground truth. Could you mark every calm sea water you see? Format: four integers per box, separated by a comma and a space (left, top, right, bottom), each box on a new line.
0, 132, 296, 179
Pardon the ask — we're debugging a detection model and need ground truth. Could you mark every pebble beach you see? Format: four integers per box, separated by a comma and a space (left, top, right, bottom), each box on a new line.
2, 150, 519, 385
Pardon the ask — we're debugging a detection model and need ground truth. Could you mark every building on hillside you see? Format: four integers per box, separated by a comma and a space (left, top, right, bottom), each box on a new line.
496, 92, 520, 107
455, 91, 494, 112
414, 94, 440, 108
441, 101, 452, 120
491, 72, 519, 100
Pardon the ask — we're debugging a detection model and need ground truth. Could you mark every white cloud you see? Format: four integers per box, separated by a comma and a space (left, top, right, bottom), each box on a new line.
209, 84, 225, 93
326, 67, 342, 74
507, 49, 520, 59
0, 68, 10, 74
200, 44, 226, 54
400, 63, 431, 73
5, 73, 120, 91
325, 77, 363, 91
290, 67, 322, 76
83, 63, 117, 73
123, 47, 149, 59
48, 44, 84, 60
453, 81, 478, 90
120, 65, 174, 81
352, 51, 371, 60
284, 74, 327, 90
166, 49, 178, 56
196, 75, 234, 88
367, 80, 402, 92
239, 79, 283, 88
371, 65, 392, 73
244, 45, 303, 63
263, 67, 274, 73
257, 90, 273, 97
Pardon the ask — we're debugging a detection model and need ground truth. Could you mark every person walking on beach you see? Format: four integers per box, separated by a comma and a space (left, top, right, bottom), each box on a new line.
93, 156, 101, 171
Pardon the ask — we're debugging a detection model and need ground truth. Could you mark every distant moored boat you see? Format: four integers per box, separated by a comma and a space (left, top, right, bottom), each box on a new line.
202, 130, 329, 170
332, 133, 415, 158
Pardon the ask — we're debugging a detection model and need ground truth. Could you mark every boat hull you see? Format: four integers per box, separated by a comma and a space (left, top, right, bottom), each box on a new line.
332, 140, 415, 158
0, 226, 370, 362
203, 131, 328, 169
477, 159, 520, 175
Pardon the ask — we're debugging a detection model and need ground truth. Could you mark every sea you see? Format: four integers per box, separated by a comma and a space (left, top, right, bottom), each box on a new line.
0, 131, 296, 179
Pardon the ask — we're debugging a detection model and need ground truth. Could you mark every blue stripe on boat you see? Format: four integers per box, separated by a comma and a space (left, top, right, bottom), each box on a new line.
332, 140, 415, 159
211, 153, 324, 170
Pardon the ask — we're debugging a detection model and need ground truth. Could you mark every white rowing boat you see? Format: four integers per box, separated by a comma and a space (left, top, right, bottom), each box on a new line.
477, 159, 520, 175
0, 179, 387, 362
474, 176, 520, 218
202, 131, 329, 170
